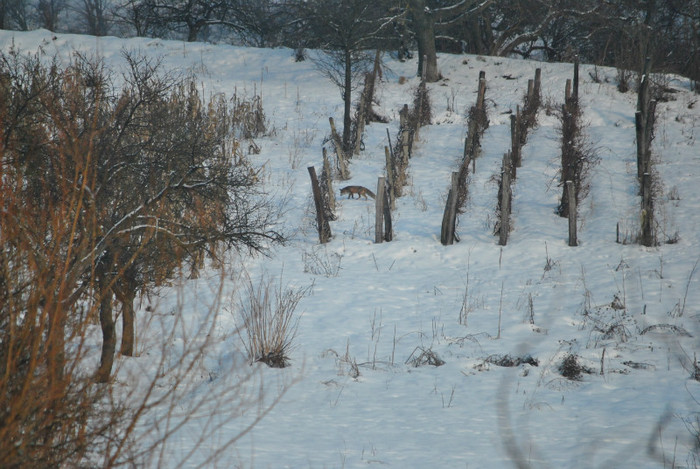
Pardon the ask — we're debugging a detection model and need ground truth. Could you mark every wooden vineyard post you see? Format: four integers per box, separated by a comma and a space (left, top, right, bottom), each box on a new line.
322, 147, 335, 214
329, 117, 349, 179
498, 153, 512, 246
477, 71, 486, 111
635, 111, 645, 178
384, 146, 396, 210
375, 177, 392, 243
511, 114, 521, 168
641, 172, 655, 246
441, 172, 459, 245
354, 97, 366, 156
308, 166, 331, 243
566, 181, 578, 246
400, 104, 410, 166
382, 180, 392, 242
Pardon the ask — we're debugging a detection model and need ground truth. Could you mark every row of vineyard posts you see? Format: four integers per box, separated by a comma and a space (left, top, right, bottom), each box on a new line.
310, 55, 658, 248
308, 53, 431, 244
441, 68, 542, 246
558, 59, 582, 246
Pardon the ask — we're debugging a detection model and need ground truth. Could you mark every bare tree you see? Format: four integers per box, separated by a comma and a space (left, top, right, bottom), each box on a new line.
0, 46, 289, 467
403, 0, 495, 82
0, 0, 30, 30
133, 0, 246, 42
78, 0, 109, 35
36, 0, 65, 31
292, 0, 392, 152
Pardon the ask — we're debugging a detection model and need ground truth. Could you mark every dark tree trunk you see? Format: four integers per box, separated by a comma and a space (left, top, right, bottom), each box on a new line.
115, 272, 137, 357
95, 255, 116, 383
410, 0, 440, 82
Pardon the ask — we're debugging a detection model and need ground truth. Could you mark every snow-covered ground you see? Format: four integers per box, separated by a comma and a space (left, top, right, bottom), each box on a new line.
3, 29, 700, 468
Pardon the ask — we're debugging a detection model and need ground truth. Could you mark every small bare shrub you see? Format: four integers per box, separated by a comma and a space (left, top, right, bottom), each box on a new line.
406, 346, 445, 367
238, 274, 307, 368
302, 245, 343, 277
485, 354, 539, 367
559, 353, 592, 380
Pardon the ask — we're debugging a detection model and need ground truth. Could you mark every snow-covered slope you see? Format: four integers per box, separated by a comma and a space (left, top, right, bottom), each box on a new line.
3, 29, 699, 468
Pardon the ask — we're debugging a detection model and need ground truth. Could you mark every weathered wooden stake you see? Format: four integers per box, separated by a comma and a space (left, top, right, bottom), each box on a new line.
322, 147, 335, 213
641, 172, 654, 246
635, 110, 645, 178
382, 181, 393, 242
384, 146, 396, 210
441, 172, 459, 245
353, 97, 366, 155
375, 177, 392, 243
308, 166, 331, 243
329, 117, 349, 179
477, 71, 486, 110
566, 181, 578, 246
375, 177, 385, 243
498, 158, 511, 246
510, 114, 521, 167
400, 104, 410, 165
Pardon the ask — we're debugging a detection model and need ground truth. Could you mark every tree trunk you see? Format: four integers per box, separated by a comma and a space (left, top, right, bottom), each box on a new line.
95, 256, 116, 383
409, 0, 440, 82
114, 272, 137, 357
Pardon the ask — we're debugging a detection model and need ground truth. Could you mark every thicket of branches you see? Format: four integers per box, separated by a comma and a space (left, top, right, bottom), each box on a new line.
2, 1, 699, 87
0, 46, 282, 466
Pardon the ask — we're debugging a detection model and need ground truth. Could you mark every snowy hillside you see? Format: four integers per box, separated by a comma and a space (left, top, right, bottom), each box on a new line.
3, 29, 699, 468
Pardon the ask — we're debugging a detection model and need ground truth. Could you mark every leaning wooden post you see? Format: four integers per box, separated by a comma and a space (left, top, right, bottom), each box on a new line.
641, 172, 654, 246
516, 104, 524, 147
354, 97, 366, 156
329, 117, 349, 179
643, 100, 657, 175
382, 182, 393, 242
498, 154, 512, 246
441, 189, 454, 245
566, 181, 578, 246
635, 111, 645, 178
322, 147, 335, 213
400, 104, 410, 164
476, 71, 486, 111
510, 114, 521, 168
308, 166, 331, 243
534, 68, 542, 99
375, 177, 387, 243
384, 146, 396, 210
441, 171, 459, 245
